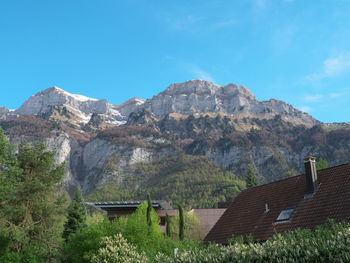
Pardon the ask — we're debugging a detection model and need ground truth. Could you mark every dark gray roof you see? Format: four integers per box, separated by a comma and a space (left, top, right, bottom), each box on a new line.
86, 200, 173, 210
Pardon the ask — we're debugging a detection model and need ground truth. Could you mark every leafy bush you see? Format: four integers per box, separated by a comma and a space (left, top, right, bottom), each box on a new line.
124, 201, 163, 256
153, 221, 350, 263
63, 217, 127, 263
64, 202, 201, 261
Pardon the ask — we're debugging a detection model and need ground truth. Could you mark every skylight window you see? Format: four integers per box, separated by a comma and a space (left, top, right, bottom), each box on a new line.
276, 208, 294, 222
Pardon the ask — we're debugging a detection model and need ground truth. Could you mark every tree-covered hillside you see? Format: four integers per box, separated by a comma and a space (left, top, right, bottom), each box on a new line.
86, 155, 246, 208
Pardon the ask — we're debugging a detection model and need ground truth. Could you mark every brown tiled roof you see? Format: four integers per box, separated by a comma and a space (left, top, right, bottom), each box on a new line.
204, 163, 350, 244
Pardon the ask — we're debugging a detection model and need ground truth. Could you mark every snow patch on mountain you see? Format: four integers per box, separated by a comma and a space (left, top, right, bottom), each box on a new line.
52, 86, 98, 102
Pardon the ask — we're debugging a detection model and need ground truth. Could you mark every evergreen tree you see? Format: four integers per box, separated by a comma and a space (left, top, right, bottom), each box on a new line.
316, 157, 328, 171
0, 138, 66, 260
63, 187, 87, 241
0, 128, 21, 256
245, 163, 258, 188
165, 213, 171, 237
147, 193, 152, 227
178, 204, 184, 241
0, 128, 20, 221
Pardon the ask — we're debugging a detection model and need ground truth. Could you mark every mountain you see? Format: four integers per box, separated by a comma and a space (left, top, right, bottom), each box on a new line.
12, 81, 318, 127
1, 80, 349, 208
140, 80, 317, 126
15, 87, 127, 127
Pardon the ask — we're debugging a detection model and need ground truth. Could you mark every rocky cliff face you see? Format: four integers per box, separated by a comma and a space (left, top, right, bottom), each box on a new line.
16, 87, 107, 115
139, 80, 318, 126
0, 80, 348, 206
11, 81, 319, 127
15, 87, 126, 126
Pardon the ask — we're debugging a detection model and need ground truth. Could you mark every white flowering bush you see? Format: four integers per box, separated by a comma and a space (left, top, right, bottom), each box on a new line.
92, 233, 148, 263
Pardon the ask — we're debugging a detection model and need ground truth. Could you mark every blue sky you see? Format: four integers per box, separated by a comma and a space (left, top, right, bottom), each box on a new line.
1, 0, 350, 123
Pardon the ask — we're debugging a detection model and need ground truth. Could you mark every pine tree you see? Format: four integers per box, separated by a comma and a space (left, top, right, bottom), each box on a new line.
316, 157, 328, 171
0, 138, 66, 260
63, 187, 87, 241
0, 128, 20, 218
178, 204, 184, 241
245, 163, 258, 188
165, 212, 171, 237
147, 193, 152, 228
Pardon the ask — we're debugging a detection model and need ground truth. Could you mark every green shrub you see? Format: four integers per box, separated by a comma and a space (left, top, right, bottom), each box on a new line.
63, 202, 201, 262
124, 201, 163, 256
63, 217, 126, 263
153, 221, 350, 263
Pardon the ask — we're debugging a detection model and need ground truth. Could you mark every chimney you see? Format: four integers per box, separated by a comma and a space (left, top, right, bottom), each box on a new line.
304, 156, 318, 196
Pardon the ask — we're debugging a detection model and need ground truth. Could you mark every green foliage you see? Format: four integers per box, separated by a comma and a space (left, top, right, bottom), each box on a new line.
87, 155, 246, 208
0, 132, 66, 261
0, 129, 21, 244
147, 193, 152, 228
245, 163, 258, 188
63, 217, 127, 263
124, 201, 162, 256
63, 187, 87, 241
153, 221, 350, 263
165, 213, 171, 237
86, 212, 105, 226
316, 157, 328, 170
170, 209, 202, 241
92, 233, 148, 263
64, 202, 201, 261
178, 204, 184, 241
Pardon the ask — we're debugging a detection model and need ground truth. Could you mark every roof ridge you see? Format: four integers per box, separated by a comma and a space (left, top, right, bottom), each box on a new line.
242, 161, 350, 193
241, 173, 303, 193
316, 161, 350, 172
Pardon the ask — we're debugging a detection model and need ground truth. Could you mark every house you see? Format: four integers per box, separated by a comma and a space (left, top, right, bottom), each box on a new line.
86, 200, 173, 220
205, 157, 350, 244
157, 206, 228, 239
87, 199, 228, 238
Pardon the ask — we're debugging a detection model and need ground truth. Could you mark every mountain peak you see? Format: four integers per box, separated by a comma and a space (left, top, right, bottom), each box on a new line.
16, 86, 107, 116
35, 86, 98, 102
163, 79, 219, 96
136, 79, 317, 126
9, 80, 319, 127
162, 80, 257, 101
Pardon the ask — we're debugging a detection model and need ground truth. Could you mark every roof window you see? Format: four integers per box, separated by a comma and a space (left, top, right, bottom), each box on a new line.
276, 208, 294, 222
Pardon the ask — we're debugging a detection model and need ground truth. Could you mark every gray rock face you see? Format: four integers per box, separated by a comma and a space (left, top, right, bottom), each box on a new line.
114, 97, 145, 119
7, 131, 74, 185
10, 80, 318, 127
16, 87, 109, 116
0, 107, 9, 120
0, 106, 9, 114
80, 136, 176, 193
140, 80, 257, 116
14, 86, 127, 125
135, 80, 318, 126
